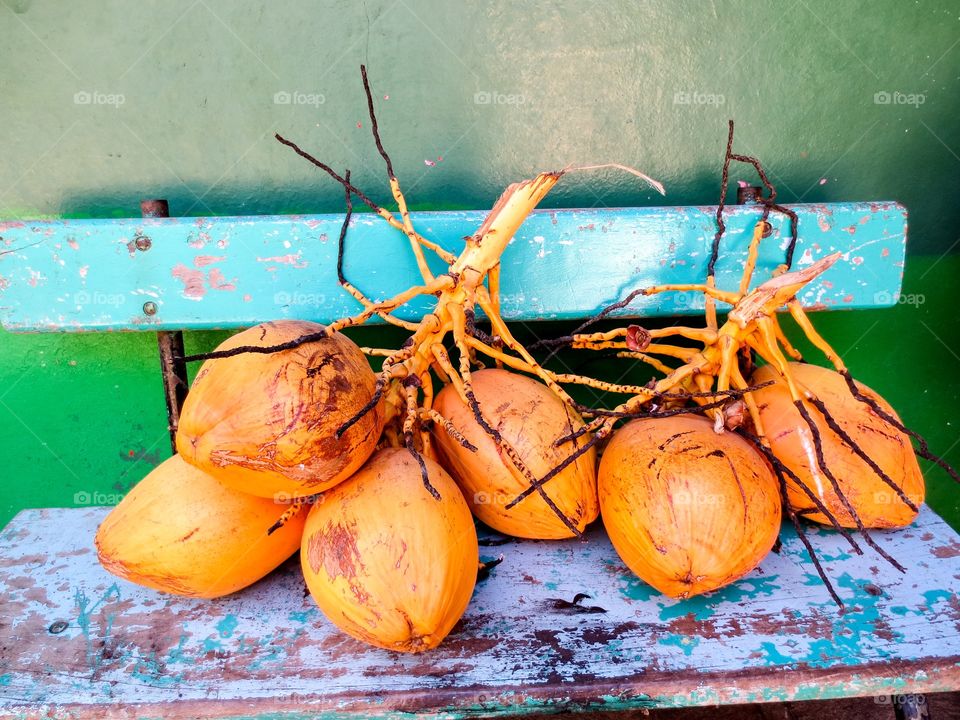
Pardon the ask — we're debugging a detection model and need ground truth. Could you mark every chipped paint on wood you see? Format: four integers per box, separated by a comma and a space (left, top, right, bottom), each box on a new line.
0, 506, 958, 718
0, 202, 907, 332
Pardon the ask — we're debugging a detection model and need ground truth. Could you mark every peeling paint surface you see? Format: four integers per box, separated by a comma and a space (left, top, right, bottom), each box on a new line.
0, 506, 957, 718
0, 203, 906, 332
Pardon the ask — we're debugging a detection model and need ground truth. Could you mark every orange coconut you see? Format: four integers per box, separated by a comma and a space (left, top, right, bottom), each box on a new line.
750, 362, 923, 528
177, 320, 384, 499
599, 415, 781, 598
95, 455, 306, 598
301, 448, 477, 652
432, 368, 598, 539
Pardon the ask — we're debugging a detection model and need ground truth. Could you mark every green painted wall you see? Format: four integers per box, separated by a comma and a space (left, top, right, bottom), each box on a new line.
1, 0, 958, 533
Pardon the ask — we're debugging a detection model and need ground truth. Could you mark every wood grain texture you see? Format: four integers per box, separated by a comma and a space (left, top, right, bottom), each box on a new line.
0, 202, 906, 332
0, 506, 958, 718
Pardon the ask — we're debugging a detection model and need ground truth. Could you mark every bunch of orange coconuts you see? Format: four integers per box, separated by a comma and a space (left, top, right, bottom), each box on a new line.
96, 316, 925, 653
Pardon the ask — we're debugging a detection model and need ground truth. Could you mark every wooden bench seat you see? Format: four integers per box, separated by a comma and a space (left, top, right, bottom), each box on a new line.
0, 506, 958, 718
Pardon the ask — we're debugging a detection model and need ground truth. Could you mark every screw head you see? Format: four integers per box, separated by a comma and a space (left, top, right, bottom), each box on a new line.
142, 301, 158, 316
134, 234, 152, 251
48, 620, 68, 634
736, 185, 764, 204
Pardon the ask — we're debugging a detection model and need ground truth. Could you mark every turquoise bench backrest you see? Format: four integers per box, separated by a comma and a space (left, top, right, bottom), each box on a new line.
0, 202, 906, 332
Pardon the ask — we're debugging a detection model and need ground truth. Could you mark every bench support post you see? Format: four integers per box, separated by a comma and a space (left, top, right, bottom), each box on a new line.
141, 199, 188, 454
893, 694, 931, 720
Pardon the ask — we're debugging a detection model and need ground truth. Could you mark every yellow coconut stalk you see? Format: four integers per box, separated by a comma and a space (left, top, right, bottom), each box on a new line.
184, 66, 662, 537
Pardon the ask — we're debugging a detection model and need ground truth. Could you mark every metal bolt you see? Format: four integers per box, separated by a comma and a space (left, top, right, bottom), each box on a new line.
134, 234, 152, 252
143, 301, 158, 316
760, 220, 773, 238
48, 620, 68, 634
140, 199, 169, 218
736, 185, 764, 204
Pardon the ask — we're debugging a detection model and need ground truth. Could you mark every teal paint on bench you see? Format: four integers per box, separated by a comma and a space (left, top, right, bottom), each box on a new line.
0, 201, 906, 332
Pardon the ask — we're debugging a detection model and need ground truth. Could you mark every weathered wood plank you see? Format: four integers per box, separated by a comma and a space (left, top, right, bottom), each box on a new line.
0, 506, 958, 718
0, 202, 907, 332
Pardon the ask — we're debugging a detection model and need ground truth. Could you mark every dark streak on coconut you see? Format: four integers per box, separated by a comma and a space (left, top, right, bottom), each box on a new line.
658, 431, 694, 452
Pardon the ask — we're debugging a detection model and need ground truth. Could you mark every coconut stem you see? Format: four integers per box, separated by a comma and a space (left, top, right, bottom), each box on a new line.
738, 428, 847, 609
794, 401, 906, 573
709, 120, 799, 278
182, 329, 330, 363
336, 379, 386, 439
532, 286, 648, 364
840, 370, 960, 484
738, 428, 863, 554
807, 397, 918, 512
405, 438, 440, 500
505, 432, 603, 511
459, 362, 584, 538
